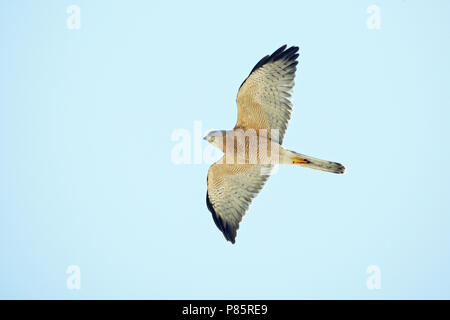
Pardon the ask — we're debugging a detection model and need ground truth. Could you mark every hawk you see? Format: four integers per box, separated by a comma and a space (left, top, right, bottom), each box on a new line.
204, 45, 345, 244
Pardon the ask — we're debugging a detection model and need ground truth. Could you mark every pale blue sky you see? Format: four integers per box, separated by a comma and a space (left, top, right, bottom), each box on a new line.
1, 0, 450, 299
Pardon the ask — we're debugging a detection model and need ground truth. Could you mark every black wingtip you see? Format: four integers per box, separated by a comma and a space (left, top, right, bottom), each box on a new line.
206, 191, 237, 244
240, 45, 300, 89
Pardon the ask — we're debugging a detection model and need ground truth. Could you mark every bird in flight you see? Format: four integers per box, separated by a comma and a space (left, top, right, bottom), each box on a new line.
204, 45, 345, 244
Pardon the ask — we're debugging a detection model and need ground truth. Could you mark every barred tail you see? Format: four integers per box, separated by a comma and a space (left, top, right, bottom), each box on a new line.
282, 150, 345, 174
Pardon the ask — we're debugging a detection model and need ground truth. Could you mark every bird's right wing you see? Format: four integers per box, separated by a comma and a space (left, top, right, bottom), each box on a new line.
235, 45, 299, 144
206, 156, 273, 243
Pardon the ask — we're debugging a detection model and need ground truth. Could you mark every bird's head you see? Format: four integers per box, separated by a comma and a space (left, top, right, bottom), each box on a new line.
203, 130, 226, 146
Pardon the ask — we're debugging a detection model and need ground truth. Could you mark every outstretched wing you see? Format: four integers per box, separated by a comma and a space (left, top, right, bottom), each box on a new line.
206, 157, 273, 243
236, 45, 299, 144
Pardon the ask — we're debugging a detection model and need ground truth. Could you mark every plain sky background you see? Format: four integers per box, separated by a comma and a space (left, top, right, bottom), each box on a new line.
1, 0, 450, 299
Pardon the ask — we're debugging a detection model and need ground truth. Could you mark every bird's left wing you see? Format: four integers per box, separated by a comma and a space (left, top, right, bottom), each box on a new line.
235, 45, 299, 144
206, 157, 273, 243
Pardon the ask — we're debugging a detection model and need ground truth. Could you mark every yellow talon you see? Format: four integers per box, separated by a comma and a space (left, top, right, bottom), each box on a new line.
292, 157, 310, 165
